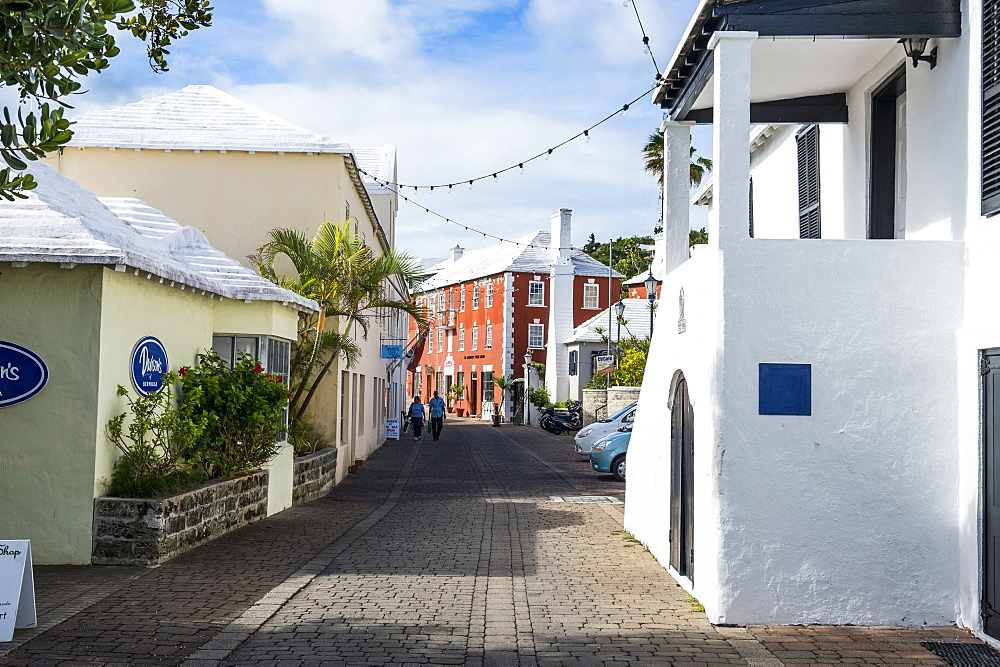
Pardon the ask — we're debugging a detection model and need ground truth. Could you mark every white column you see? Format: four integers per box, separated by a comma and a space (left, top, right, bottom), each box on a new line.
547, 209, 574, 403
709, 31, 756, 248
662, 120, 694, 273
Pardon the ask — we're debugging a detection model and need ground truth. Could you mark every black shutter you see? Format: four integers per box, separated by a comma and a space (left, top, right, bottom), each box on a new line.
797, 125, 821, 238
568, 350, 578, 376
985, 0, 1000, 216
749, 178, 755, 238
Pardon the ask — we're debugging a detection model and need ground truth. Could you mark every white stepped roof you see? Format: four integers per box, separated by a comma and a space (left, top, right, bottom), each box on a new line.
565, 298, 654, 344
68, 85, 352, 154
0, 162, 317, 311
420, 230, 622, 291
353, 144, 397, 190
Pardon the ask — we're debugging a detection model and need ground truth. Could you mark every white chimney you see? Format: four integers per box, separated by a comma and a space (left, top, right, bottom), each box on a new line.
450, 245, 464, 262
550, 208, 573, 263
546, 208, 574, 403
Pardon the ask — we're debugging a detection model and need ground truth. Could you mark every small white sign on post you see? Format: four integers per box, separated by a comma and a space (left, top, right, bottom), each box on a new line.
0, 540, 36, 642
385, 418, 401, 440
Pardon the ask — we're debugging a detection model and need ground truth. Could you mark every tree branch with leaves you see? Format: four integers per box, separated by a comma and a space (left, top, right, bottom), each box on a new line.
0, 0, 212, 200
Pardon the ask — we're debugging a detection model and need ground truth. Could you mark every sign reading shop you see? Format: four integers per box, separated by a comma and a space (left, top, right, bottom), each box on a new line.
0, 341, 49, 409
131, 337, 168, 396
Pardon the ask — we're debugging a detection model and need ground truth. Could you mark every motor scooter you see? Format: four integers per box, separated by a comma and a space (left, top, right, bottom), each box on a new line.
540, 401, 583, 435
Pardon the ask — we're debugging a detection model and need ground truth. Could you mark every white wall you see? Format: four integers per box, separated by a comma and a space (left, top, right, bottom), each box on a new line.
626, 247, 725, 609
628, 237, 965, 626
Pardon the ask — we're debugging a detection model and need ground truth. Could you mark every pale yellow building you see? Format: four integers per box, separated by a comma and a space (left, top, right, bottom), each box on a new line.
0, 163, 317, 564
46, 85, 409, 473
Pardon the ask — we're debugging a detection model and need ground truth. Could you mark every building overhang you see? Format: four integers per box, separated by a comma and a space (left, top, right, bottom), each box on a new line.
655, 0, 962, 123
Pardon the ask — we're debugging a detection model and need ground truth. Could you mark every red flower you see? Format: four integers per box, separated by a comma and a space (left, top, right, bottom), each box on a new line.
253, 363, 264, 373
178, 367, 189, 376
286, 392, 292, 399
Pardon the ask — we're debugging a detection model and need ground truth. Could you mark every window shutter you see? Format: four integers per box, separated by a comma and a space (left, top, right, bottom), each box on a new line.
985, 0, 1000, 216
749, 178, 755, 238
796, 125, 821, 238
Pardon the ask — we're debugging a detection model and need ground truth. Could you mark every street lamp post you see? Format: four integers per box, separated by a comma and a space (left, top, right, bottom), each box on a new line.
523, 350, 533, 426
644, 271, 658, 335
614, 299, 626, 359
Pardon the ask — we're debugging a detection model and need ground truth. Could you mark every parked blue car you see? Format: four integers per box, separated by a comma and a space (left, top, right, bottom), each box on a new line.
589, 427, 631, 482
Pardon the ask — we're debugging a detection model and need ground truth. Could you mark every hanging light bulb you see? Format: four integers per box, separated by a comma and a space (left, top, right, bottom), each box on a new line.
468, 180, 474, 190
643, 36, 650, 55
449, 185, 453, 194
545, 148, 553, 161
519, 163, 524, 174
430, 186, 434, 191
584, 130, 591, 143
492, 173, 498, 182
621, 104, 630, 116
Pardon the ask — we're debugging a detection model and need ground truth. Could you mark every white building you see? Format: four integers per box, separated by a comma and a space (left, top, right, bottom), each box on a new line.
624, 0, 1000, 640
564, 298, 655, 401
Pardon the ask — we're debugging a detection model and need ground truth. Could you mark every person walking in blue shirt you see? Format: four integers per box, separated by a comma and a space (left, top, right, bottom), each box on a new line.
407, 396, 426, 441
428, 391, 447, 441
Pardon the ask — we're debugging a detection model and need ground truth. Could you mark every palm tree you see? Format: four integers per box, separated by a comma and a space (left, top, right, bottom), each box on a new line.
642, 130, 713, 186
252, 220, 428, 422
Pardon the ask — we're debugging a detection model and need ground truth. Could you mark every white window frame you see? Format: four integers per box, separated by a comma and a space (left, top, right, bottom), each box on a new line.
438, 329, 444, 353
473, 285, 480, 310
528, 281, 545, 306
485, 324, 493, 349
583, 283, 600, 309
486, 282, 494, 308
460, 288, 466, 312
459, 327, 465, 351
528, 323, 544, 348
472, 325, 479, 351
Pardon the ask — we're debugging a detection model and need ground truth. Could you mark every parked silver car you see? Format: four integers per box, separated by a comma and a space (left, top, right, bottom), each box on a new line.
573, 403, 636, 455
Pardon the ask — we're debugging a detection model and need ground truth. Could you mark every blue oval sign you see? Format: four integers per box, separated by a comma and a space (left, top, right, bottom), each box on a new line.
131, 337, 168, 396
0, 341, 49, 408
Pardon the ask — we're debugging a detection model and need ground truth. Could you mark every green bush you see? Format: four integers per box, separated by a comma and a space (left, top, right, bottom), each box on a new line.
178, 353, 289, 478
527, 385, 550, 409
105, 372, 209, 498
106, 352, 290, 498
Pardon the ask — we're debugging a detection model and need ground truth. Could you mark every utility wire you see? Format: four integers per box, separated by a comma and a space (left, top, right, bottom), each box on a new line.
358, 87, 655, 191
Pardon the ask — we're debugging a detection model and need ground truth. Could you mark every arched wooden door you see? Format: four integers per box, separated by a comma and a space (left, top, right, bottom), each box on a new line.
670, 376, 695, 580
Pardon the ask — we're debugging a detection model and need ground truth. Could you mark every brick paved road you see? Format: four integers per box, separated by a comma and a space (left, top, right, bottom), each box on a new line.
2, 420, 988, 665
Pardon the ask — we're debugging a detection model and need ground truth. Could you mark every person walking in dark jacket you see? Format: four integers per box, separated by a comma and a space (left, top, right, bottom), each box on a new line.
428, 391, 446, 441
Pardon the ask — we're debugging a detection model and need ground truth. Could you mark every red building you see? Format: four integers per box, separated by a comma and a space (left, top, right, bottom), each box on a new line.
407, 210, 621, 419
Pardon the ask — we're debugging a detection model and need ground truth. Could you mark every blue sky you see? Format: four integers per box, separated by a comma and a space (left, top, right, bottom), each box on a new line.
67, 0, 709, 259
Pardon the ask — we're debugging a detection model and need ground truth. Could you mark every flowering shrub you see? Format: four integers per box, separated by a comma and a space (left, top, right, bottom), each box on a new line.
105, 352, 290, 498
177, 353, 289, 478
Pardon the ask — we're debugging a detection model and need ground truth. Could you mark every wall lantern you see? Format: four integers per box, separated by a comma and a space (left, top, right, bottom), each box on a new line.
899, 38, 937, 69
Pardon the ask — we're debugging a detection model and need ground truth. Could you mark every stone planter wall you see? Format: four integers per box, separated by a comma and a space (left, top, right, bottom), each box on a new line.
92, 471, 268, 566
292, 447, 338, 506
582, 386, 642, 426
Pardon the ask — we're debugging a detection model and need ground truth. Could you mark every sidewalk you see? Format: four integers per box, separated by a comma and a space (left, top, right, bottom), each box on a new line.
0, 419, 993, 665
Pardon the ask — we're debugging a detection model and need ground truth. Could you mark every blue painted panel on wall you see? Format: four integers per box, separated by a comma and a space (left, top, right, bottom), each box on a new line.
759, 363, 811, 416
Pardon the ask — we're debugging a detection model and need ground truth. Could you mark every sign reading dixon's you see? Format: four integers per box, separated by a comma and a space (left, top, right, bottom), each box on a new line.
0, 341, 49, 409
131, 337, 169, 396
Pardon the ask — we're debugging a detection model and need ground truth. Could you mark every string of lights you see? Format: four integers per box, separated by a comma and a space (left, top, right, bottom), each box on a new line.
378, 178, 577, 251
357, 86, 655, 192
624, 0, 662, 81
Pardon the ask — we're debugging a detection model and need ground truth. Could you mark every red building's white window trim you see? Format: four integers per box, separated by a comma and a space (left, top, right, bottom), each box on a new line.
528, 281, 545, 306
528, 323, 544, 348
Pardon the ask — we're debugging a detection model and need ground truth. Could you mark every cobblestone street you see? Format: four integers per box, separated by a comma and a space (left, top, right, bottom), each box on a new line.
0, 420, 987, 665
